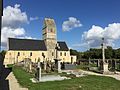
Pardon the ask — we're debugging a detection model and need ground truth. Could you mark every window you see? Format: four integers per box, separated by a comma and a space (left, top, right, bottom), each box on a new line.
30, 52, 32, 56
60, 52, 62, 56
52, 52, 54, 56
42, 52, 44, 56
18, 52, 20, 56
51, 28, 53, 32
64, 52, 66, 56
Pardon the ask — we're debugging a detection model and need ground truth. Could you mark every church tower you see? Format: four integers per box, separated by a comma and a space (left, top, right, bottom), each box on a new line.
42, 18, 57, 61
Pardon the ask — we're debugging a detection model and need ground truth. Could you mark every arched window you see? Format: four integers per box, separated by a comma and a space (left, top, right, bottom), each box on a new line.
64, 52, 66, 56
42, 52, 44, 56
18, 52, 20, 56
52, 52, 54, 56
9, 53, 11, 55
51, 28, 53, 32
60, 52, 62, 56
30, 52, 32, 56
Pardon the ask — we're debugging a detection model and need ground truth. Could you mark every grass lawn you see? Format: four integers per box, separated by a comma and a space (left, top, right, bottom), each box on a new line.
11, 65, 120, 90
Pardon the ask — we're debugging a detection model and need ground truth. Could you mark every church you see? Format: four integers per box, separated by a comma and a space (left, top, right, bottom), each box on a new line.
4, 18, 76, 65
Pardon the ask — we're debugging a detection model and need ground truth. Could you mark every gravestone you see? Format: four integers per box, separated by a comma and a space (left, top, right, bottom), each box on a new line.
37, 62, 41, 81
97, 59, 100, 67
54, 59, 61, 73
64, 64, 75, 70
43, 61, 46, 70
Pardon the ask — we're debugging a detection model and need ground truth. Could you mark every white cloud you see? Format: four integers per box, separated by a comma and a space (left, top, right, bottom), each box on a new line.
1, 27, 25, 47
81, 23, 120, 48
1, 4, 35, 49
18, 36, 36, 40
30, 16, 39, 21
2, 4, 29, 28
62, 17, 82, 31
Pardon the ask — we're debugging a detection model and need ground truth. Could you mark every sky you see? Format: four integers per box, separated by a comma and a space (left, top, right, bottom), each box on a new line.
2, 0, 120, 51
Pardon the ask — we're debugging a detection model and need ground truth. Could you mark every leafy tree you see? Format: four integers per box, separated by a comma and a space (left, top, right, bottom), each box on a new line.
0, 50, 6, 58
105, 46, 113, 59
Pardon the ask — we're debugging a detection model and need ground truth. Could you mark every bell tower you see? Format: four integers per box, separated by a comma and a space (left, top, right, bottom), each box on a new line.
42, 18, 57, 61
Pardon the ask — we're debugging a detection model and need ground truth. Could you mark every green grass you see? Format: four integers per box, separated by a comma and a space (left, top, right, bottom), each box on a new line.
12, 65, 120, 90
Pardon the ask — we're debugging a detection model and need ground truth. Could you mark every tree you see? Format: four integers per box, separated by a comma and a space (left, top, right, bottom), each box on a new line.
0, 50, 6, 58
105, 46, 113, 59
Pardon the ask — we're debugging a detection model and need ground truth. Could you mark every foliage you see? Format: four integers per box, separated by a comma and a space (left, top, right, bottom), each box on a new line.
0, 50, 6, 58
70, 46, 120, 59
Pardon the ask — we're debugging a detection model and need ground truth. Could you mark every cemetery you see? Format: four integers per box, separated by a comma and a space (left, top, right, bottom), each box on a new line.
5, 37, 120, 90
1, 1, 120, 90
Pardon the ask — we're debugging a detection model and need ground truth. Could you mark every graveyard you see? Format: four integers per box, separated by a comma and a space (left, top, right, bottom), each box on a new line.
7, 63, 120, 90
4, 38, 120, 90
1, 1, 120, 90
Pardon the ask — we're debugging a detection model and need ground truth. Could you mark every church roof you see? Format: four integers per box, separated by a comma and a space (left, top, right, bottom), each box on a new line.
8, 38, 69, 51
57, 42, 69, 51
8, 38, 47, 51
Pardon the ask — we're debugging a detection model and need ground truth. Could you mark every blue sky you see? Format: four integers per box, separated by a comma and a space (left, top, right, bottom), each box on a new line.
2, 0, 120, 51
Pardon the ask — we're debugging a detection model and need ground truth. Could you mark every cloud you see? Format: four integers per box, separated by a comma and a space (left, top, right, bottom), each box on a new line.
30, 16, 39, 21
62, 17, 82, 31
81, 23, 120, 49
1, 4, 35, 49
2, 4, 29, 28
1, 27, 25, 47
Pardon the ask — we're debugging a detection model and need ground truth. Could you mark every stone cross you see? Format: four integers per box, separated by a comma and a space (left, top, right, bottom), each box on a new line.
101, 38, 109, 73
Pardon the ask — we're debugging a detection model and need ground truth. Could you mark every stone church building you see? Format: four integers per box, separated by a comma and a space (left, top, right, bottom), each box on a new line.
4, 18, 76, 65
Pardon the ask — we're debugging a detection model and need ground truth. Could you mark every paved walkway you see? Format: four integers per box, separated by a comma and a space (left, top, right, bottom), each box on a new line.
6, 72, 28, 90
0, 65, 28, 90
62, 69, 120, 81
80, 70, 120, 80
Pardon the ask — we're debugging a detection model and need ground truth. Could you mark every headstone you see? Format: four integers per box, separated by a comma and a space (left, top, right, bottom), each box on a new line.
54, 59, 61, 73
37, 62, 41, 81
44, 61, 46, 70
58, 60, 61, 73
103, 63, 109, 74
97, 59, 100, 67
64, 64, 75, 70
